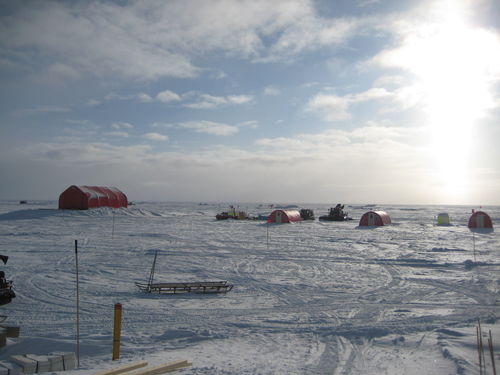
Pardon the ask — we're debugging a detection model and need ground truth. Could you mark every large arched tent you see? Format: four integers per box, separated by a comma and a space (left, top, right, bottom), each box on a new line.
59, 185, 128, 210
359, 210, 391, 226
267, 209, 303, 223
468, 210, 493, 229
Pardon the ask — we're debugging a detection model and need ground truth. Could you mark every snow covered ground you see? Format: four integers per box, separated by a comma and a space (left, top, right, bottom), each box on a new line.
0, 201, 498, 374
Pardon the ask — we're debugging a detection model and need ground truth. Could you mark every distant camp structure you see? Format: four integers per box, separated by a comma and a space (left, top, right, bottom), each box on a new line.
358, 210, 391, 226
468, 210, 493, 229
436, 213, 451, 226
319, 204, 351, 221
58, 185, 128, 210
216, 206, 248, 220
267, 209, 304, 223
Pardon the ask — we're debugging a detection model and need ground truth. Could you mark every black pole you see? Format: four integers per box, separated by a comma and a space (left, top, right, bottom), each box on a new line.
75, 240, 80, 367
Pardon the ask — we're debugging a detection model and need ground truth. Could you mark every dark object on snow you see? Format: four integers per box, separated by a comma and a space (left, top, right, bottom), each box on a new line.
300, 208, 315, 220
136, 251, 233, 295
0, 271, 15, 306
0, 256, 7, 265
319, 204, 351, 221
216, 206, 247, 220
19, 200, 27, 204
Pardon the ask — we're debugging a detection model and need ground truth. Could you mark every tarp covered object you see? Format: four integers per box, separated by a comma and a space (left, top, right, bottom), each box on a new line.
267, 209, 303, 223
58, 185, 128, 210
358, 210, 391, 226
468, 210, 493, 229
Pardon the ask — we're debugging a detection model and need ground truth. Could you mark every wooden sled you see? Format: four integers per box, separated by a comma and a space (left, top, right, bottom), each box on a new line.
135, 280, 233, 294
136, 251, 233, 295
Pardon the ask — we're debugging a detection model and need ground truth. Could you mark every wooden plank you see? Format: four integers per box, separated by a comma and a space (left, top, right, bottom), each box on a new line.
126, 360, 192, 375
91, 361, 148, 375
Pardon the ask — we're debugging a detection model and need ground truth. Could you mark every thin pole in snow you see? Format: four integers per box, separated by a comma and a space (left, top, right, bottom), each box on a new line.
266, 224, 269, 249
477, 325, 482, 375
75, 240, 80, 368
112, 209, 115, 238
489, 330, 497, 375
473, 231, 476, 262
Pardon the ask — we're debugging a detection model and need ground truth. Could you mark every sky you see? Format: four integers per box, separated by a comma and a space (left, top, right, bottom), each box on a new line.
1, 0, 499, 204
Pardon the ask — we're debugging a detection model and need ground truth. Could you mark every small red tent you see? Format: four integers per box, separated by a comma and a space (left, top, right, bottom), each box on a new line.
468, 210, 493, 229
59, 185, 128, 210
359, 211, 391, 226
267, 209, 303, 223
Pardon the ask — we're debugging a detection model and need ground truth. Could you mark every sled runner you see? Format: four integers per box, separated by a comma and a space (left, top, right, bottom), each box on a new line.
135, 280, 233, 294
136, 250, 233, 295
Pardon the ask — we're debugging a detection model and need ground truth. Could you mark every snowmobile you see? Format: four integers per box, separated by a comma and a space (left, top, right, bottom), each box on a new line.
319, 204, 352, 221
0, 255, 15, 306
300, 208, 315, 220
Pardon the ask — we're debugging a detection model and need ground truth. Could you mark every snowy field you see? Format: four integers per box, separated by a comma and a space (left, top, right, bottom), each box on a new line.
0, 201, 498, 374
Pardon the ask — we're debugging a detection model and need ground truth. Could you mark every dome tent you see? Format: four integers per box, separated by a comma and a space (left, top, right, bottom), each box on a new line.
267, 209, 303, 223
358, 211, 391, 226
59, 185, 128, 210
468, 210, 493, 229
437, 213, 451, 226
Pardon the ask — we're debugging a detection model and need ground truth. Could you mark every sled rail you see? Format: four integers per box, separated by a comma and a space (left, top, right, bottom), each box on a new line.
135, 280, 233, 294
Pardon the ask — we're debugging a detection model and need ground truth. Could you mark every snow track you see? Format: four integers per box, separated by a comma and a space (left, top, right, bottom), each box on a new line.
0, 202, 498, 374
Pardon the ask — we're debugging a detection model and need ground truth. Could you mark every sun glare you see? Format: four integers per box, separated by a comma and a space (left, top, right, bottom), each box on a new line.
394, 1, 499, 200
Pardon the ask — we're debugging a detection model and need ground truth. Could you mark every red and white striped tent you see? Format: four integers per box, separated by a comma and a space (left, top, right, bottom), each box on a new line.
358, 210, 391, 226
59, 185, 128, 210
468, 210, 493, 229
267, 209, 303, 223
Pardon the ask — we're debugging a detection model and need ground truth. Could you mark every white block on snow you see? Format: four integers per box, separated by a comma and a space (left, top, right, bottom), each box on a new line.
47, 355, 64, 371
50, 352, 76, 371
0, 361, 23, 375
26, 355, 51, 373
0, 364, 8, 375
9, 355, 37, 374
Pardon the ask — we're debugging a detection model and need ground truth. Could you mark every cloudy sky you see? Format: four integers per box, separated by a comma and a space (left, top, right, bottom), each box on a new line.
1, 0, 499, 204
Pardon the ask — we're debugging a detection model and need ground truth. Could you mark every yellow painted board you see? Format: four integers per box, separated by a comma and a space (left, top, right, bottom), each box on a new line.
126, 360, 192, 375
91, 361, 148, 375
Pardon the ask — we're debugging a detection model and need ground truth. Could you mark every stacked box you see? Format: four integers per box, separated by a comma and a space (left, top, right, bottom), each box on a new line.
10, 355, 37, 374
47, 355, 64, 371
50, 352, 76, 371
0, 361, 22, 375
26, 355, 51, 373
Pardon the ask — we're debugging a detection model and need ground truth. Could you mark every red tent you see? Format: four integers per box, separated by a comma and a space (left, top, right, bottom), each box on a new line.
267, 209, 303, 223
58, 185, 128, 210
468, 210, 493, 229
359, 211, 391, 226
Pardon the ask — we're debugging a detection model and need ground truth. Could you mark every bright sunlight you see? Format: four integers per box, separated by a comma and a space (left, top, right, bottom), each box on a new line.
388, 0, 500, 200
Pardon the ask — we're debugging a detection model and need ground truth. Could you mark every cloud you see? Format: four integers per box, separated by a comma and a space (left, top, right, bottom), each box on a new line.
111, 122, 134, 130
106, 131, 129, 138
13, 106, 70, 117
184, 93, 253, 109
0, 1, 365, 81
227, 95, 253, 104
156, 90, 182, 103
137, 92, 153, 102
177, 121, 239, 136
263, 86, 281, 96
143, 132, 169, 141
306, 88, 393, 121
306, 94, 352, 121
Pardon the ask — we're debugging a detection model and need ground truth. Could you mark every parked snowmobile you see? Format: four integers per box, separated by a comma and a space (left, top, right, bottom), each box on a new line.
0, 256, 15, 306
300, 208, 315, 220
319, 204, 351, 221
